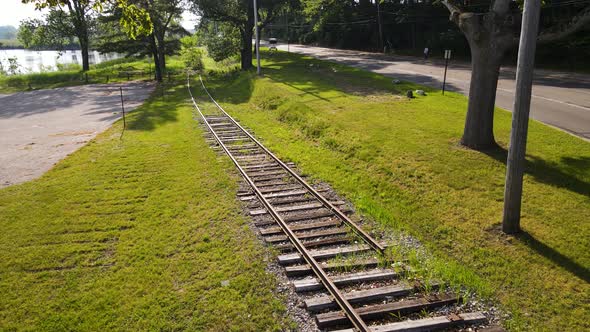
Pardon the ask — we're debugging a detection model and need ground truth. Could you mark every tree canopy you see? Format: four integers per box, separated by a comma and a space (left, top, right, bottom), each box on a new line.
21, 0, 152, 39
188, 0, 290, 70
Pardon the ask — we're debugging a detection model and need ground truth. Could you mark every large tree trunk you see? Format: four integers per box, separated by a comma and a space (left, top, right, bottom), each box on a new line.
80, 37, 90, 72
240, 2, 255, 71
240, 29, 254, 71
462, 43, 504, 149
442, 3, 518, 150
156, 33, 166, 74
150, 33, 163, 82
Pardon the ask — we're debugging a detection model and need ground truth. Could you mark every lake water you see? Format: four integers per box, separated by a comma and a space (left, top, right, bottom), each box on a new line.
0, 49, 122, 74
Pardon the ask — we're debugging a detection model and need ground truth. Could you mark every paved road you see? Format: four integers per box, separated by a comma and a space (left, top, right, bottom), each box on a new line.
0, 81, 154, 187
278, 44, 590, 141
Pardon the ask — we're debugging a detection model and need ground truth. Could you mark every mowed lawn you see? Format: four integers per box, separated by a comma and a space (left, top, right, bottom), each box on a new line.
0, 83, 291, 330
200, 51, 590, 331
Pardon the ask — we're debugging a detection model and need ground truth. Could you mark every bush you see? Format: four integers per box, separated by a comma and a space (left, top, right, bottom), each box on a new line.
181, 47, 204, 72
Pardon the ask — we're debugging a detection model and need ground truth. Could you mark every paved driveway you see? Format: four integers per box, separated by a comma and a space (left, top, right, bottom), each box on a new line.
0, 81, 154, 187
279, 44, 590, 141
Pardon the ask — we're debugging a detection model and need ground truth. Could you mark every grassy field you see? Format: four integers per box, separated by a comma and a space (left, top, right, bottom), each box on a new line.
0, 80, 292, 330
197, 51, 590, 331
0, 57, 185, 94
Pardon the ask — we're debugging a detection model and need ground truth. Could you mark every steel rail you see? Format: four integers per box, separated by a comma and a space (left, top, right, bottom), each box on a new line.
197, 75, 386, 254
187, 76, 370, 332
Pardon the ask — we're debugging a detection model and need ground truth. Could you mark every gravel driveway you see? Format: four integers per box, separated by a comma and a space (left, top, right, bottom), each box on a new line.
0, 81, 154, 188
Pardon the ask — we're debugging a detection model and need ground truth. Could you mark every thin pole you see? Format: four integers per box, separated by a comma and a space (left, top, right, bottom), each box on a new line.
253, 0, 261, 75
286, 8, 290, 53
442, 56, 449, 95
120, 87, 126, 129
502, 0, 542, 234
376, 0, 384, 52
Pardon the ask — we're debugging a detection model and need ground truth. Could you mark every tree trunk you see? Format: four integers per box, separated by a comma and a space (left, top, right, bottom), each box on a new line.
156, 34, 166, 74
150, 34, 162, 82
80, 38, 90, 72
461, 46, 503, 149
443, 6, 517, 150
241, 29, 254, 71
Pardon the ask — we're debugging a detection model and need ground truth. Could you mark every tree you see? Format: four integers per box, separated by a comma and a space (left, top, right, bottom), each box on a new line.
180, 36, 204, 71
196, 19, 241, 62
441, 0, 590, 150
20, 1, 94, 70
95, 1, 186, 81
18, 11, 81, 51
143, 0, 184, 75
188, 0, 287, 70
21, 0, 152, 70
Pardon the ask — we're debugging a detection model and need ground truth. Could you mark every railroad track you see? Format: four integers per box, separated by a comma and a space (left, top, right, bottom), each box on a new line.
187, 75, 490, 332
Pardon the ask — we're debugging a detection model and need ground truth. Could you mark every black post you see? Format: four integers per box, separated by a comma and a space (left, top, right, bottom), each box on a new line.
120, 87, 126, 129
106, 75, 109, 83
442, 57, 449, 95
286, 8, 290, 53
149, 56, 152, 78
127, 73, 130, 81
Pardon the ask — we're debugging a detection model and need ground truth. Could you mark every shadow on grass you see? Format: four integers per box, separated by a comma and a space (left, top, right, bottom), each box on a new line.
483, 146, 590, 198
206, 51, 445, 106
516, 231, 590, 283
127, 84, 180, 131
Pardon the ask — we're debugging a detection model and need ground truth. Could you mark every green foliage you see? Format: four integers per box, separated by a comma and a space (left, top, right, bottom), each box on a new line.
188, 0, 291, 69
180, 36, 204, 71
196, 20, 241, 62
17, 11, 78, 50
20, 0, 153, 39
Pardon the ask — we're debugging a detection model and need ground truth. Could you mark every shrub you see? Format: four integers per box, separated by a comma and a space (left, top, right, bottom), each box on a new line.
181, 47, 204, 72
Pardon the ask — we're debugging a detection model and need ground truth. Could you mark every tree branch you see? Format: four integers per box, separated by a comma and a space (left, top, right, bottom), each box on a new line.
441, 0, 463, 25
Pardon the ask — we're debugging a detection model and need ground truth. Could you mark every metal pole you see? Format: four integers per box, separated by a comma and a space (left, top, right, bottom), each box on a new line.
442, 56, 449, 95
120, 87, 126, 129
253, 0, 261, 75
376, 0, 384, 52
502, 0, 541, 234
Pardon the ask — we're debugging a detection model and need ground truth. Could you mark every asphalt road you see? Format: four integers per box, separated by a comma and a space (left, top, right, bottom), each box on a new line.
277, 44, 590, 141
0, 81, 154, 187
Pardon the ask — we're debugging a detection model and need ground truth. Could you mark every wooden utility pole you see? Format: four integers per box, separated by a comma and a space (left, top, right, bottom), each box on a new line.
286, 8, 290, 53
253, 0, 261, 76
502, 0, 542, 234
376, 0, 384, 52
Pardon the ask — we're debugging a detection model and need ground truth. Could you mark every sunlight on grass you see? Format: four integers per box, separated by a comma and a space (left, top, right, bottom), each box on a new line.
202, 50, 590, 331
0, 81, 291, 330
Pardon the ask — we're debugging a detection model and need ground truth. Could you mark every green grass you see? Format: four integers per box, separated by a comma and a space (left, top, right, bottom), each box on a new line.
0, 57, 185, 94
198, 51, 590, 331
0, 81, 292, 330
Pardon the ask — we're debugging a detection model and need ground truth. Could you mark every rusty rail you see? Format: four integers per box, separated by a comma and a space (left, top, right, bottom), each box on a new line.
187, 75, 371, 332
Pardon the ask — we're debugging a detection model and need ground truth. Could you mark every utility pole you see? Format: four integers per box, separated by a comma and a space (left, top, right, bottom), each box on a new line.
253, 0, 261, 76
376, 0, 384, 52
286, 8, 290, 53
502, 0, 542, 234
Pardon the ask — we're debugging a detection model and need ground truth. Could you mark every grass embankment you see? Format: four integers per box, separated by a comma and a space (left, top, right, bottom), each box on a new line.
0, 80, 292, 330
0, 57, 185, 94
200, 51, 590, 331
